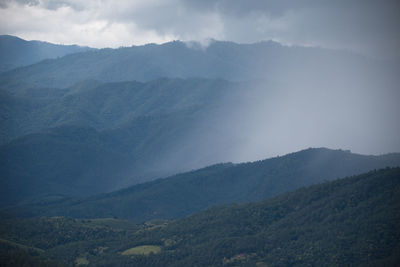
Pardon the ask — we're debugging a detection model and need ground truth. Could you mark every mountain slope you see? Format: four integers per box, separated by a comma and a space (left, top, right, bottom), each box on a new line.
0, 35, 92, 73
2, 77, 400, 209
0, 78, 231, 143
0, 78, 240, 205
0, 40, 391, 89
0, 125, 132, 206
110, 167, 400, 266
1, 168, 399, 266
9, 148, 400, 222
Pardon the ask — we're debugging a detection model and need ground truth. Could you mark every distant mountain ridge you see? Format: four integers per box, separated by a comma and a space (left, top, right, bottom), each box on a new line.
7, 148, 400, 223
0, 35, 93, 73
0, 38, 391, 89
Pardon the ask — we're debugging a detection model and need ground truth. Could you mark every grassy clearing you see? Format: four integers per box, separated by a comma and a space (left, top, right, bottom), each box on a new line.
121, 245, 161, 256
75, 256, 89, 265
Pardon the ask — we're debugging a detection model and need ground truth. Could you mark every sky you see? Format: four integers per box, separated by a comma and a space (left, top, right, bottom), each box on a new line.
0, 0, 399, 59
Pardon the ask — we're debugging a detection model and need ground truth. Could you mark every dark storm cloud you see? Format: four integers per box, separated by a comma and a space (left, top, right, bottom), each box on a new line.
183, 0, 319, 16
182, 0, 400, 58
183, 0, 399, 16
0, 0, 399, 58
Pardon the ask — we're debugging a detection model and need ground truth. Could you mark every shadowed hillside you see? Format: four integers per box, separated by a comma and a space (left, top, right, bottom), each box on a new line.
1, 168, 399, 266
113, 167, 400, 266
0, 35, 92, 73
6, 148, 400, 223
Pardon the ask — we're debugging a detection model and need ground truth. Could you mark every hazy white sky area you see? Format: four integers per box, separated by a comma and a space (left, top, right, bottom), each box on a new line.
0, 0, 399, 59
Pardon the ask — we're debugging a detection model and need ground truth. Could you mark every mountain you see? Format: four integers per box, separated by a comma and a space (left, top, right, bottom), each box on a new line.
7, 148, 400, 223
103, 167, 400, 266
1, 40, 398, 158
1, 39, 399, 210
1, 168, 399, 266
0, 78, 238, 205
0, 125, 131, 206
0, 78, 232, 143
0, 35, 92, 73
1, 39, 395, 89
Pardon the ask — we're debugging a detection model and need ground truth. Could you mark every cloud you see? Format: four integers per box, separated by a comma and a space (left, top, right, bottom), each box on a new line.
182, 0, 400, 58
0, 0, 177, 47
0, 0, 399, 58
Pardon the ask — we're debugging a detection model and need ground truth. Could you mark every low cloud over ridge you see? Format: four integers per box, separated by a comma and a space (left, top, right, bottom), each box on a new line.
0, 0, 399, 59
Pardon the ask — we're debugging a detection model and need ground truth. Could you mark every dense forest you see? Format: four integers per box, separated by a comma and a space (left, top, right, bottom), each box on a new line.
0, 78, 236, 205
0, 168, 399, 266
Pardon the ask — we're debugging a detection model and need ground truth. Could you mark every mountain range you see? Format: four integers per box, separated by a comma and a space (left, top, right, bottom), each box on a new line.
1, 36, 399, 207
0, 35, 399, 266
0, 35, 92, 73
1, 37, 397, 90
5, 148, 400, 223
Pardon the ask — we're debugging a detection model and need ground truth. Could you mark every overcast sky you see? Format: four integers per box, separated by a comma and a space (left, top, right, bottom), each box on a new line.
0, 0, 399, 59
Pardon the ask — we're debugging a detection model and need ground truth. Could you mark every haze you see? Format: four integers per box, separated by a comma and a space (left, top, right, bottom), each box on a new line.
1, 0, 399, 165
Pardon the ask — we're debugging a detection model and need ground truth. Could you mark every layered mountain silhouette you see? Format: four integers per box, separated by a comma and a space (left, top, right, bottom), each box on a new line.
0, 35, 399, 266
6, 148, 400, 223
0, 35, 92, 73
0, 78, 241, 205
1, 36, 399, 209
1, 38, 394, 90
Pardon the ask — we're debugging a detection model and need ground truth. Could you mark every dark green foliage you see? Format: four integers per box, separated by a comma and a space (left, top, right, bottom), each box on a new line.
0, 217, 138, 266
0, 35, 92, 73
96, 167, 400, 266
0, 78, 233, 205
0, 78, 230, 142
1, 168, 399, 266
0, 239, 63, 267
0, 125, 131, 206
9, 148, 400, 223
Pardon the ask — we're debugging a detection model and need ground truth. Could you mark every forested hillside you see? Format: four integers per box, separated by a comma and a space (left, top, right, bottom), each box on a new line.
0, 78, 236, 205
112, 167, 400, 266
1, 168, 399, 266
0, 78, 232, 142
1, 39, 399, 208
7, 148, 400, 223
0, 39, 393, 89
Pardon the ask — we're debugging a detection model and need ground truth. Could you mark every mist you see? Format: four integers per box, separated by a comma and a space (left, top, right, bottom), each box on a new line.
154, 47, 400, 173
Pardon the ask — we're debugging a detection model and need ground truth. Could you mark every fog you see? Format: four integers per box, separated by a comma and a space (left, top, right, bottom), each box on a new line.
156, 48, 400, 173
